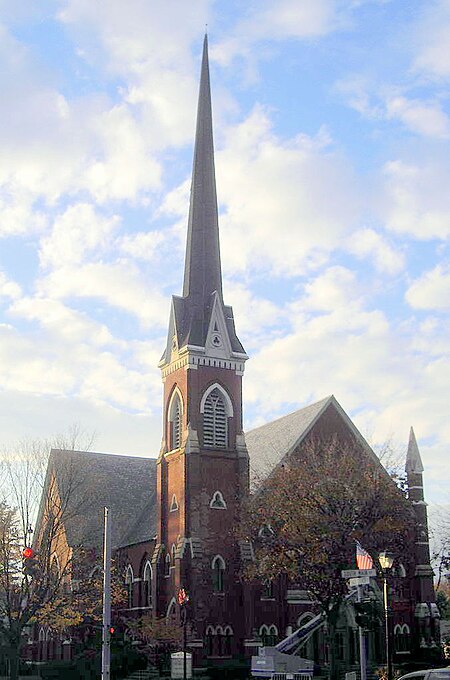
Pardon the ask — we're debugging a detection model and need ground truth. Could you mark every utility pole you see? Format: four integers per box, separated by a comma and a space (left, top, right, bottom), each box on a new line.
101, 507, 112, 680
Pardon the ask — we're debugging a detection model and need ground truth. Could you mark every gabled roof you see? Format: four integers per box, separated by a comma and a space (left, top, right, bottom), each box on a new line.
245, 395, 381, 481
48, 449, 157, 550
245, 396, 333, 480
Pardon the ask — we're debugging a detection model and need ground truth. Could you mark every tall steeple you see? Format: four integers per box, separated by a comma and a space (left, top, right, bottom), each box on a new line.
160, 35, 246, 365
183, 34, 223, 305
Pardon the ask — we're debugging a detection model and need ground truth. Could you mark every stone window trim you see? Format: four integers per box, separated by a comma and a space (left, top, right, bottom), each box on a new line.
259, 624, 278, 646
142, 561, 152, 608
201, 385, 232, 448
167, 387, 184, 451
205, 624, 233, 658
394, 623, 411, 654
125, 565, 134, 609
200, 383, 234, 417
210, 490, 227, 509
212, 554, 226, 593
261, 579, 275, 600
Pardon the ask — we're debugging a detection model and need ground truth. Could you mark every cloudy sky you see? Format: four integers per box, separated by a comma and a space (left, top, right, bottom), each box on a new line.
0, 0, 449, 511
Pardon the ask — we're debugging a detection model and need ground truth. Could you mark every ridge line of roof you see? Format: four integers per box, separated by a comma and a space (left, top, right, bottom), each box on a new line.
245, 395, 333, 435
50, 449, 156, 462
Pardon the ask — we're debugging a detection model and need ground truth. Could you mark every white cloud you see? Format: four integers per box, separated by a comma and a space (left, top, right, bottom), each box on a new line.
406, 265, 450, 311
300, 266, 362, 311
118, 230, 166, 262
37, 261, 169, 328
9, 297, 116, 347
214, 0, 339, 66
40, 204, 120, 268
0, 272, 21, 300
348, 228, 404, 275
336, 78, 450, 139
385, 96, 450, 139
413, 0, 450, 80
215, 107, 360, 276
382, 158, 450, 239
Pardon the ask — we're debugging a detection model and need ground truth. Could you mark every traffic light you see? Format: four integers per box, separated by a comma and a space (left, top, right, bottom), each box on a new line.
354, 601, 372, 629
22, 547, 41, 578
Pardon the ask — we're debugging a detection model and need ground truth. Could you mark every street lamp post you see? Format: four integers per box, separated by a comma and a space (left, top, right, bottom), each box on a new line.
379, 552, 394, 680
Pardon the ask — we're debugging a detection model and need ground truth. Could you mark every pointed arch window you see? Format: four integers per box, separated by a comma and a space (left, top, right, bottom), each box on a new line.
170, 494, 179, 512
171, 544, 176, 566
168, 391, 182, 451
203, 388, 228, 447
125, 566, 133, 608
142, 561, 152, 607
212, 555, 225, 593
164, 553, 171, 577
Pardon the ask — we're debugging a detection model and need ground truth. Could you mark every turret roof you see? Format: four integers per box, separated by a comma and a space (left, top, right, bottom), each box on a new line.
406, 426, 424, 474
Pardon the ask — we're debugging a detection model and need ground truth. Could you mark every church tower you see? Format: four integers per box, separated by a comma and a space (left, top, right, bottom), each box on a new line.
153, 36, 249, 651
405, 428, 440, 657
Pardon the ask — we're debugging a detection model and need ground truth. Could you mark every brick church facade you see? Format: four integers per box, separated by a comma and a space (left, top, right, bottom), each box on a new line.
32, 36, 441, 675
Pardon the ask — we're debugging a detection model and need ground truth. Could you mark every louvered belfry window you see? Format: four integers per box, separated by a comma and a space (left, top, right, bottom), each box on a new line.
203, 388, 228, 447
171, 395, 181, 449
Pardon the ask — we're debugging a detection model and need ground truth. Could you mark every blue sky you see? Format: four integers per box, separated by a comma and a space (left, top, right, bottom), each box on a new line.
0, 0, 449, 516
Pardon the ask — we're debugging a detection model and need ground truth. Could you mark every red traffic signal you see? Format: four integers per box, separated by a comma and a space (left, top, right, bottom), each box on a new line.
23, 547, 34, 559
109, 627, 115, 635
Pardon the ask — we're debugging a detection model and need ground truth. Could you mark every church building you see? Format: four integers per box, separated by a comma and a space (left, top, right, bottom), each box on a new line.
32, 36, 441, 675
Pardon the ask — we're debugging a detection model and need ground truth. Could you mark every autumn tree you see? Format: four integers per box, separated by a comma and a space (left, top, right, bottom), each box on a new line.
243, 435, 414, 680
0, 426, 117, 680
125, 615, 182, 672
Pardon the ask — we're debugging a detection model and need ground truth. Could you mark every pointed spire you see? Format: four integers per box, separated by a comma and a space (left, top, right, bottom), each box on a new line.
183, 34, 223, 304
406, 427, 424, 474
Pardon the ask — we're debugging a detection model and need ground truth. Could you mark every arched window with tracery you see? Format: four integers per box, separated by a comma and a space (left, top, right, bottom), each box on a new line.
142, 561, 152, 607
260, 624, 278, 647
261, 579, 274, 599
223, 626, 233, 656
202, 387, 230, 447
394, 623, 411, 653
212, 555, 225, 593
205, 625, 214, 656
168, 391, 182, 450
125, 566, 133, 608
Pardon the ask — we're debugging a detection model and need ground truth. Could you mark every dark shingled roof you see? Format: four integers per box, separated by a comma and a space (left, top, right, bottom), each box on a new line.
245, 396, 332, 481
50, 449, 157, 550
245, 394, 383, 483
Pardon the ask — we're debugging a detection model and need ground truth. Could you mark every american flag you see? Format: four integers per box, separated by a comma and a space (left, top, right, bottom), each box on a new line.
356, 541, 373, 570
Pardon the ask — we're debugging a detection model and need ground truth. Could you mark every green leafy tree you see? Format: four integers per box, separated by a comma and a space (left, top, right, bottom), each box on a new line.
243, 435, 413, 680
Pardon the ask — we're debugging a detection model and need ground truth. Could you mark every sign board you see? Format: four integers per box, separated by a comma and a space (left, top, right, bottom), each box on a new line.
349, 576, 370, 587
341, 569, 376, 579
171, 651, 192, 679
